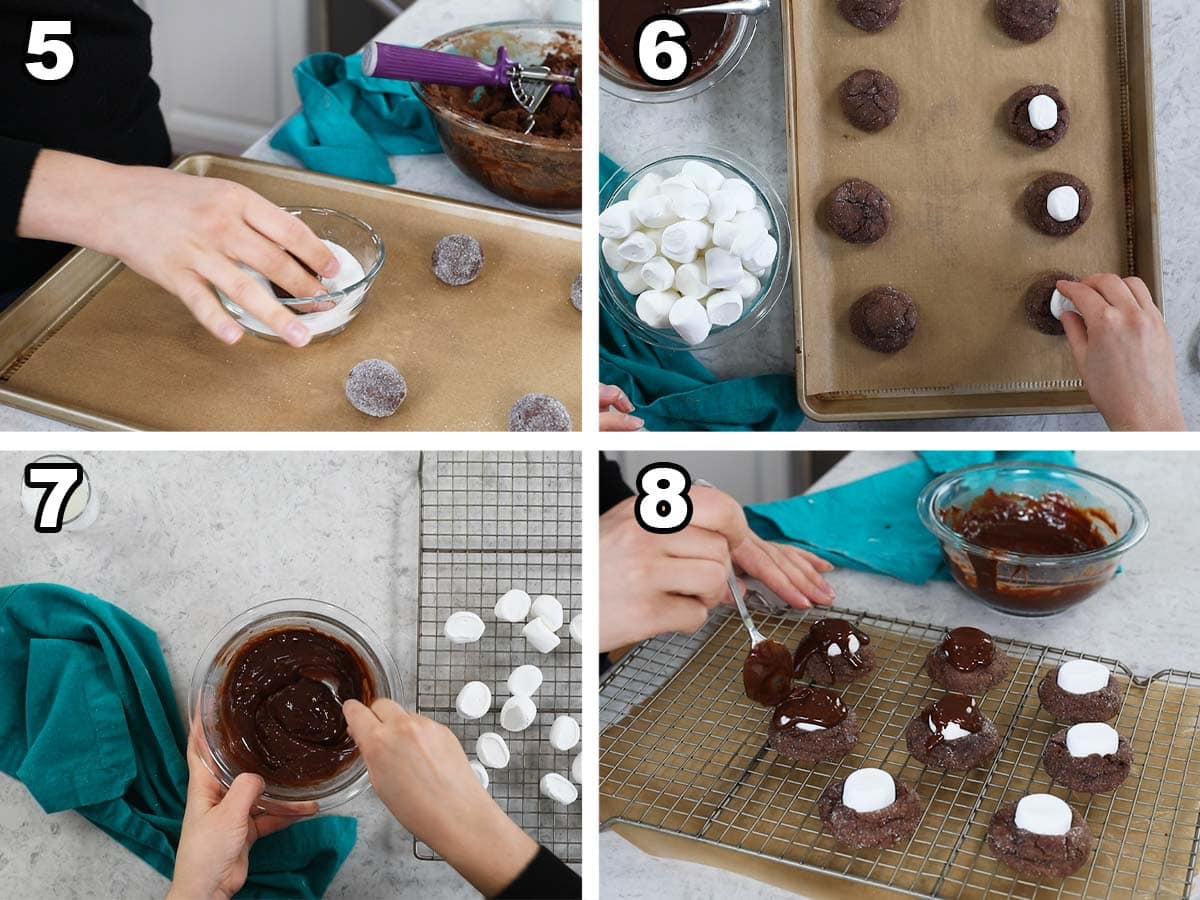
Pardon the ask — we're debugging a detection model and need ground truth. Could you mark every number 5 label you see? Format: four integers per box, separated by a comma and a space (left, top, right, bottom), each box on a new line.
635, 463, 694, 534
635, 17, 692, 86
24, 461, 84, 533
26, 21, 75, 82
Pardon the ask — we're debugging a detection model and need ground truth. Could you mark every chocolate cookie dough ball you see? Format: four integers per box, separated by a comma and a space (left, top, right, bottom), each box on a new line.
508, 393, 571, 432
838, 0, 905, 32
818, 769, 923, 849
432, 234, 484, 285
1005, 84, 1070, 149
849, 286, 917, 353
794, 618, 875, 686
838, 69, 900, 132
345, 358, 408, 417
905, 693, 1002, 772
1024, 173, 1092, 236
995, 0, 1061, 43
1024, 271, 1079, 336
987, 794, 1094, 879
926, 626, 1012, 693
1037, 660, 1124, 724
1042, 723, 1133, 793
569, 273, 583, 311
825, 179, 893, 244
768, 686, 860, 764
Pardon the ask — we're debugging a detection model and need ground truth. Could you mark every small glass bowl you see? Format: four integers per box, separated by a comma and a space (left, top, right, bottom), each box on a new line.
918, 462, 1149, 617
599, 13, 756, 103
218, 207, 385, 342
599, 146, 791, 351
189, 598, 401, 812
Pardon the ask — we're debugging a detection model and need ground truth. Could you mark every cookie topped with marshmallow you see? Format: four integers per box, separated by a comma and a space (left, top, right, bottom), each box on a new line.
1042, 721, 1133, 793
1037, 659, 1124, 723
817, 767, 924, 849
987, 793, 1094, 879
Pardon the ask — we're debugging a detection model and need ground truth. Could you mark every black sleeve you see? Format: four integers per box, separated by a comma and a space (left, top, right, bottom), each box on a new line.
599, 453, 633, 514
0, 138, 42, 242
494, 845, 581, 899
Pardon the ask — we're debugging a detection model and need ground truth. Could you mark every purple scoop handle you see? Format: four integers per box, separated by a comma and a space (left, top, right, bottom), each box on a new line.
367, 43, 510, 87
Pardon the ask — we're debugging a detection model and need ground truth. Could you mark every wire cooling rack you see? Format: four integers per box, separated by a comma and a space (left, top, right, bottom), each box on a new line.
600, 605, 1200, 898
416, 451, 582, 863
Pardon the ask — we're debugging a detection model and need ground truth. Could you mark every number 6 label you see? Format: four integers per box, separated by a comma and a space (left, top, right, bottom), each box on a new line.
635, 463, 693, 534
635, 17, 692, 86
24, 461, 84, 533
26, 21, 75, 82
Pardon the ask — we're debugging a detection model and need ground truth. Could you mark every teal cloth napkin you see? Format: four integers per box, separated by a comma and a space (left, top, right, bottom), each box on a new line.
271, 52, 442, 185
599, 154, 805, 431
745, 451, 1077, 584
0, 583, 357, 899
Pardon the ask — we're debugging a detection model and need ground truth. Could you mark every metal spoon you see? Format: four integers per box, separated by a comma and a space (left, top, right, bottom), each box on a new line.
729, 573, 794, 706
669, 0, 771, 16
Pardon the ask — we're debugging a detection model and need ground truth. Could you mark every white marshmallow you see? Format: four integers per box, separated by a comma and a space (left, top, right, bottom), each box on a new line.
617, 232, 657, 264
669, 296, 712, 346
929, 716, 971, 742
661, 243, 696, 265
628, 172, 664, 204
549, 715, 581, 751
500, 695, 537, 732
571, 752, 582, 784
445, 611, 485, 644
1015, 793, 1072, 836
664, 185, 710, 221
601, 238, 628, 273
476, 732, 511, 768
729, 224, 769, 260
674, 262, 710, 300
469, 760, 489, 789
617, 266, 649, 295
632, 194, 678, 228
842, 768, 896, 813
1066, 722, 1120, 758
523, 617, 562, 654
712, 220, 739, 250
734, 271, 761, 302
642, 228, 665, 250
722, 178, 758, 212
540, 773, 578, 805
508, 664, 544, 696
744, 259, 769, 278
774, 709, 824, 732
494, 589, 531, 622
705, 190, 739, 223
827, 634, 861, 657
733, 208, 771, 232
455, 681, 492, 720
1047, 186, 1081, 223
531, 594, 564, 631
747, 234, 778, 271
660, 222, 696, 258
1057, 659, 1110, 695
704, 248, 744, 290
598, 201, 636, 240
569, 613, 583, 647
1028, 94, 1059, 131
660, 173, 697, 191
641, 257, 676, 292
636, 290, 679, 329
682, 160, 726, 195
706, 290, 743, 327
1050, 289, 1078, 320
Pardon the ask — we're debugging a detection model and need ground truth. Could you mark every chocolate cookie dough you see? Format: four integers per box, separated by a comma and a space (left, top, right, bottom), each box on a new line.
850, 286, 918, 353
509, 393, 572, 432
768, 686, 860, 763
432, 234, 485, 286
826, 179, 893, 244
838, 69, 900, 132
818, 775, 923, 849
345, 358, 408, 417
1005, 84, 1070, 149
926, 626, 1012, 694
1024, 172, 1092, 236
905, 693, 1002, 772
987, 800, 1094, 879
1024, 271, 1079, 336
794, 618, 875, 686
1042, 726, 1133, 793
995, 0, 1061, 43
838, 0, 905, 33
1038, 667, 1124, 723
569, 273, 583, 311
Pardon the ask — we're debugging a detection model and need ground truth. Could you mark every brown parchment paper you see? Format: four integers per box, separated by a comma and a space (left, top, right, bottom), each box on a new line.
788, 0, 1134, 399
1, 156, 580, 431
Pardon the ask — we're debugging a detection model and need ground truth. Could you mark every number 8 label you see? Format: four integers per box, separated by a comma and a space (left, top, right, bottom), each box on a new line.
635, 463, 693, 534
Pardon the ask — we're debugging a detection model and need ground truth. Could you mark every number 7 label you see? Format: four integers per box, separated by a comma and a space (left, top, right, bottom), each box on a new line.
23, 461, 85, 533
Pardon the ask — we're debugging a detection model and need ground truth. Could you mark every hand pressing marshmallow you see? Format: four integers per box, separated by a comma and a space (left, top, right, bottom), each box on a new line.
599, 384, 643, 431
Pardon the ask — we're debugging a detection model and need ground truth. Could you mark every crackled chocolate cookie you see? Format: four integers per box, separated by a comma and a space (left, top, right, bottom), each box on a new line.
926, 627, 1012, 694
1024, 271, 1079, 335
1024, 173, 1092, 236
839, 69, 900, 132
768, 686, 860, 764
794, 618, 875, 686
850, 286, 917, 353
1043, 723, 1132, 793
995, 0, 1060, 43
906, 693, 1002, 772
825, 179, 893, 244
987, 794, 1094, 879
1006, 84, 1070, 149
838, 0, 904, 32
1038, 660, 1124, 723
819, 769, 923, 849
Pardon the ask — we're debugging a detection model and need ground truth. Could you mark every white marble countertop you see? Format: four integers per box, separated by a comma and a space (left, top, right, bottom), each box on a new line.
600, 450, 1200, 898
601, 2, 1200, 431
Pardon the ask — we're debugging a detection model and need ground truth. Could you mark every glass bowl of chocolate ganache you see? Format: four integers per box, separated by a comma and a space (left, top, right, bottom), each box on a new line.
918, 462, 1148, 616
190, 598, 401, 811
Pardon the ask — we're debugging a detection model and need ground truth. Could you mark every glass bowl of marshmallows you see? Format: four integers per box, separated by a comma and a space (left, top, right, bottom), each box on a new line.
599, 147, 790, 351
218, 207, 386, 342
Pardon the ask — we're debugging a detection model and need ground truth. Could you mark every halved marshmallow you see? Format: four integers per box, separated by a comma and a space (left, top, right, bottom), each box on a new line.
1046, 186, 1081, 223
629, 172, 664, 204
675, 262, 710, 300
705, 190, 738, 224
571, 752, 582, 784
636, 290, 679, 328
601, 238, 628, 272
660, 222, 695, 258
598, 201, 636, 240
569, 613, 583, 647
735, 271, 761, 301
500, 695, 537, 732
929, 716, 971, 742
842, 768, 896, 813
531, 594, 564, 631
632, 194, 677, 228
776, 708, 824, 732
669, 296, 712, 346
827, 634, 861, 657
617, 232, 657, 264
1050, 288, 1078, 320
704, 247, 743, 290
722, 178, 758, 212
617, 266, 649, 295
663, 184, 710, 221
683, 160, 726, 196
641, 257, 676, 292
1015, 793, 1072, 836
445, 611, 485, 644
523, 617, 562, 654
540, 772, 578, 805
549, 715, 581, 751
1028, 94, 1059, 131
1066, 722, 1120, 758
706, 290, 743, 327
508, 664, 544, 696
494, 589, 531, 622
747, 234, 778, 271
455, 681, 492, 720
1057, 659, 1110, 695
469, 760, 489, 789
476, 732, 511, 768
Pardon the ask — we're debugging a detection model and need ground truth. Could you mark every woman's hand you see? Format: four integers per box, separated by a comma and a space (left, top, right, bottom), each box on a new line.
18, 150, 339, 348
599, 384, 643, 431
733, 531, 836, 609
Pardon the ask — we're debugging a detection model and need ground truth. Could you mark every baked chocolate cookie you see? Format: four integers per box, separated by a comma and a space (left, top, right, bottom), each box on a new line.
818, 773, 923, 849
987, 798, 1094, 879
850, 286, 917, 353
905, 694, 1002, 772
926, 626, 1012, 694
768, 686, 860, 764
1005, 84, 1070, 149
1042, 725, 1133, 793
837, 0, 904, 32
1038, 666, 1124, 724
1023, 173, 1092, 236
794, 618, 875, 686
839, 69, 900, 132
825, 179, 893, 244
995, 0, 1060, 43
1024, 271, 1079, 335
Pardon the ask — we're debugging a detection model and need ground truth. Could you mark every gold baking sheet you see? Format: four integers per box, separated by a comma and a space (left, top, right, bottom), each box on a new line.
779, 0, 1162, 421
600, 607, 1200, 898
0, 154, 581, 431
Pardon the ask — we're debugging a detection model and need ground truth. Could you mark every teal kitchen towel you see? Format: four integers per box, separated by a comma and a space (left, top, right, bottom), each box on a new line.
745, 451, 1077, 584
599, 154, 805, 431
0, 583, 357, 898
271, 52, 441, 185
